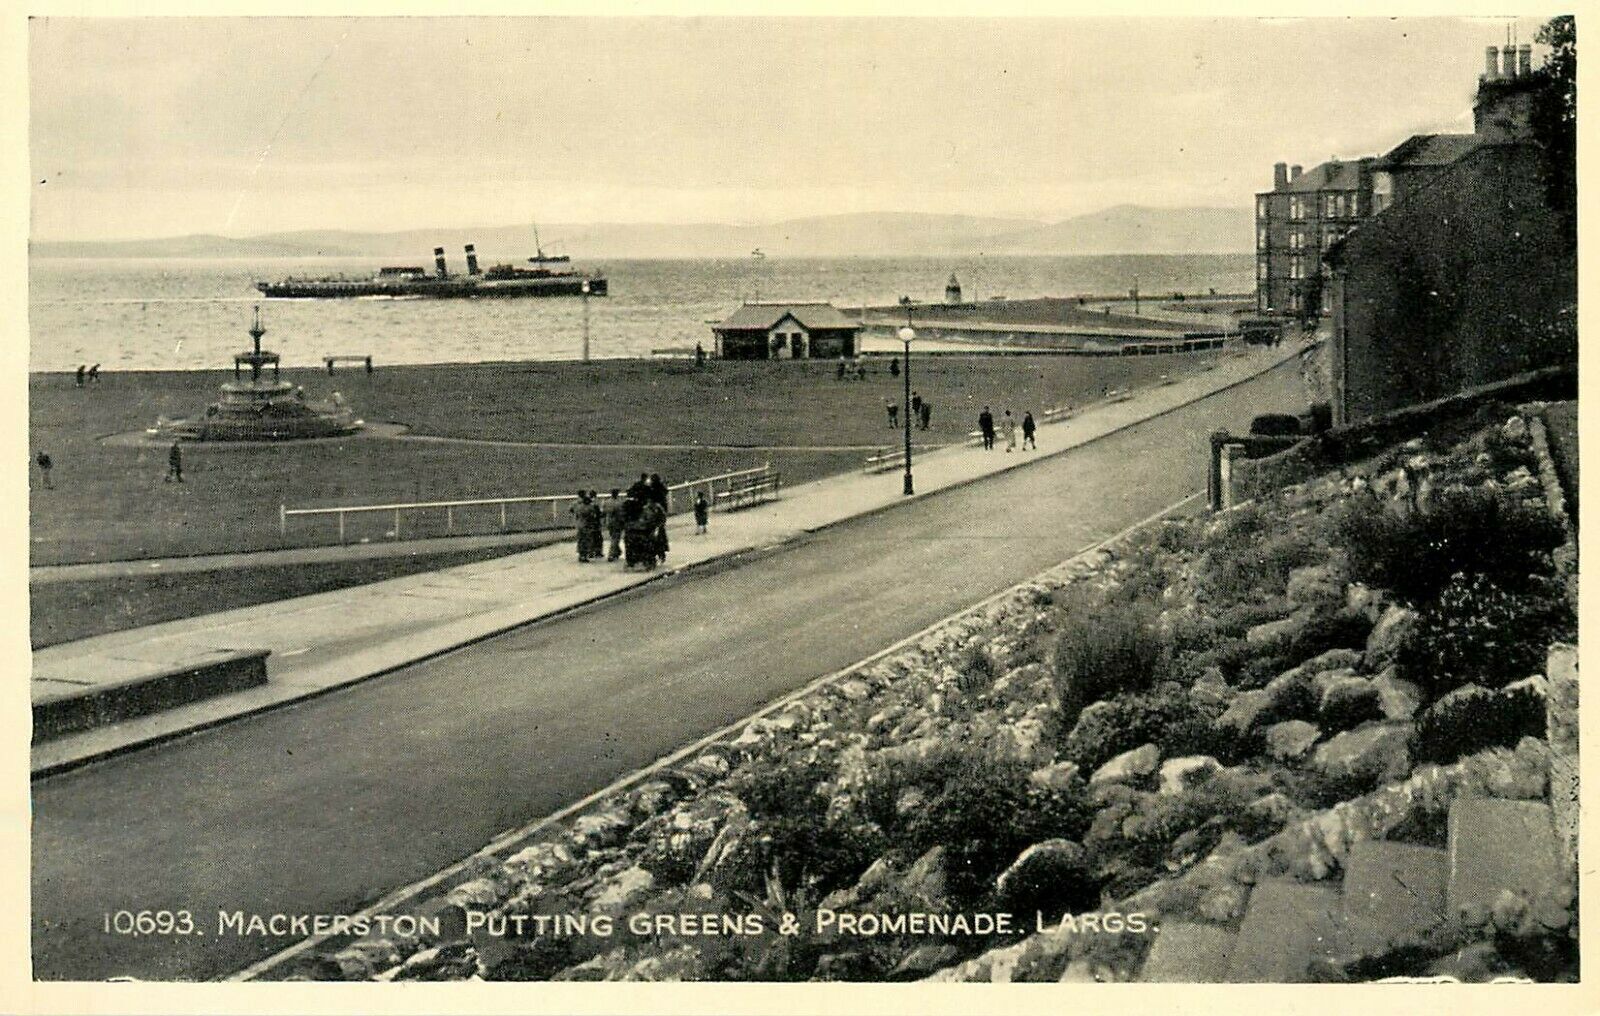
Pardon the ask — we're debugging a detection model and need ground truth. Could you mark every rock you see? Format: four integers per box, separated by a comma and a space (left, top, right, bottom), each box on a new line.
900, 846, 948, 901
1301, 647, 1363, 675
1502, 415, 1528, 443
628, 944, 704, 981
875, 736, 944, 769
894, 787, 927, 817
995, 838, 1088, 901
1196, 883, 1252, 923
1159, 755, 1222, 794
1248, 791, 1300, 826
890, 944, 962, 980
1310, 666, 1360, 698
1373, 667, 1423, 721
1310, 722, 1414, 784
1546, 642, 1578, 754
1216, 689, 1273, 734
1264, 720, 1322, 761
835, 678, 871, 702
1089, 743, 1161, 786
1286, 563, 1346, 608
570, 804, 633, 849
589, 866, 654, 910
1190, 668, 1234, 709
1319, 676, 1383, 730
991, 718, 1050, 765
1364, 604, 1419, 670
1066, 699, 1120, 743
1246, 612, 1307, 646
1028, 760, 1083, 793
1429, 682, 1492, 714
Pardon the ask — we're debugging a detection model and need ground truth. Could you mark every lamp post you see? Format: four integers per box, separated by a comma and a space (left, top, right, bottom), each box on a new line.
898, 318, 915, 496
580, 280, 592, 362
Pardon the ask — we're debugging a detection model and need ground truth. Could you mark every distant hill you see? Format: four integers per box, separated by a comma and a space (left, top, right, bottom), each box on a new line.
983, 205, 1253, 255
31, 206, 1254, 260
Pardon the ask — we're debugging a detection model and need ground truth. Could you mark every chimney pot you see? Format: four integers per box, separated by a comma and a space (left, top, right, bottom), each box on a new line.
1290, 164, 1303, 181
1503, 46, 1517, 78
1519, 44, 1532, 76
1486, 45, 1499, 79
1274, 162, 1288, 190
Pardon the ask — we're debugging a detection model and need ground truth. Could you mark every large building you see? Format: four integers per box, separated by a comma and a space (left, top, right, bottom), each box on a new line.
1254, 156, 1376, 317
710, 302, 861, 360
1324, 44, 1572, 424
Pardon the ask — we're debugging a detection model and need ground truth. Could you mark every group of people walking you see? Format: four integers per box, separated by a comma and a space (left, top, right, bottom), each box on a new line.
571, 473, 711, 570
977, 406, 1037, 453
73, 364, 102, 387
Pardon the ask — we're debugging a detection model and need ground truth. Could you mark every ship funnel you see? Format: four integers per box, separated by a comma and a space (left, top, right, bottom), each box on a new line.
434, 247, 448, 279
465, 244, 480, 276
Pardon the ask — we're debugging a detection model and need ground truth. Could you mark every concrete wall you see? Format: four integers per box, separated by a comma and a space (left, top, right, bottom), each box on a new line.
1330, 144, 1575, 425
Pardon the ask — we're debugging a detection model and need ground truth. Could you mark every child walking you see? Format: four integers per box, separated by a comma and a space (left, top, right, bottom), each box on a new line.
693, 491, 710, 535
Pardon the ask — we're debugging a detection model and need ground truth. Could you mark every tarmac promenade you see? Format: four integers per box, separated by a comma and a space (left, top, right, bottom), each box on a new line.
31, 341, 1299, 776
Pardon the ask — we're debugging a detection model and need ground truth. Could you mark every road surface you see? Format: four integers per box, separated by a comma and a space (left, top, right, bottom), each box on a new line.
31, 360, 1304, 981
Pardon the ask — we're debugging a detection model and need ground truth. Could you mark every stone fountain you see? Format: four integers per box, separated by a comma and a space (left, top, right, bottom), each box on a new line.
156, 307, 362, 441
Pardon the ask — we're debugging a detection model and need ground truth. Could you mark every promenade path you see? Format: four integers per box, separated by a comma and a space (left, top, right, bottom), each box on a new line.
32, 345, 1302, 981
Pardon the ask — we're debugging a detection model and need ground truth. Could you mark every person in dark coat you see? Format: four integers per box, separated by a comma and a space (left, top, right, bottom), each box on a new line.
580, 490, 605, 561
603, 488, 625, 561
35, 451, 53, 489
571, 490, 596, 561
693, 491, 710, 535
165, 440, 184, 483
647, 473, 670, 560
622, 496, 653, 569
1022, 411, 1037, 450
911, 391, 922, 417
628, 472, 652, 503
88, 363, 101, 383
640, 497, 668, 567
919, 400, 931, 431
978, 407, 995, 450
74, 365, 85, 388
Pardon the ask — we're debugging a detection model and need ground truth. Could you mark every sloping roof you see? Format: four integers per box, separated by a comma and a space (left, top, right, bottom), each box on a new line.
1288, 157, 1373, 192
713, 302, 859, 331
1375, 133, 1484, 170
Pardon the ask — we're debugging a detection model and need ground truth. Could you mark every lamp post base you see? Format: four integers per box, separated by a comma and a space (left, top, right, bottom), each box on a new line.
903, 473, 914, 496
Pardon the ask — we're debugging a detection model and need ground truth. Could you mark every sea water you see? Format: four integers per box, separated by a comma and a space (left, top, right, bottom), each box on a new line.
28, 253, 1253, 372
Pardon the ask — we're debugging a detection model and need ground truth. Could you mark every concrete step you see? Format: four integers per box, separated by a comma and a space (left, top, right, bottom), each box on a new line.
1139, 920, 1238, 982
1447, 797, 1561, 913
1227, 879, 1345, 982
1340, 841, 1449, 955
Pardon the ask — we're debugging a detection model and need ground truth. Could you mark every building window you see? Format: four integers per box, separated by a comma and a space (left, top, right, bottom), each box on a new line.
1257, 197, 1269, 218
1289, 197, 1304, 219
1289, 231, 1303, 251
1290, 258, 1305, 280
1257, 225, 1268, 249
1256, 257, 1268, 282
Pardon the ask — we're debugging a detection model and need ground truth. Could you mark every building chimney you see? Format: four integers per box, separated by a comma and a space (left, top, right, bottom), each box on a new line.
1519, 44, 1532, 77
1274, 162, 1288, 191
1290, 165, 1303, 181
1503, 46, 1518, 79
1485, 45, 1499, 80
434, 247, 448, 279
464, 244, 480, 276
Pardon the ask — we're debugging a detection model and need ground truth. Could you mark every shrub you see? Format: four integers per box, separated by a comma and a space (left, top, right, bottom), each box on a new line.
723, 756, 886, 895
1057, 683, 1260, 772
898, 755, 1094, 907
955, 643, 999, 695
1414, 685, 1547, 764
1286, 608, 1372, 660
1329, 487, 1564, 605
995, 842, 1099, 918
1051, 602, 1169, 720
1398, 574, 1575, 699
1196, 525, 1326, 604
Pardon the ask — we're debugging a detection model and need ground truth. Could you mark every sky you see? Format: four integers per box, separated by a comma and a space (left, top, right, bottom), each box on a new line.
28, 14, 1555, 241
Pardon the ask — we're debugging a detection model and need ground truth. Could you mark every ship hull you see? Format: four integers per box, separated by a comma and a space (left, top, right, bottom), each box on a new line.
256, 277, 607, 299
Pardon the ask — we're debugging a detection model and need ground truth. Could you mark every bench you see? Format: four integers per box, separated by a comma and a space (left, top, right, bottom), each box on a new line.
713, 471, 782, 511
324, 355, 374, 375
863, 448, 906, 473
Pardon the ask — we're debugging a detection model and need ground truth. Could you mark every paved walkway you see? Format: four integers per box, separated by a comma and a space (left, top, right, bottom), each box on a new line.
31, 342, 1299, 776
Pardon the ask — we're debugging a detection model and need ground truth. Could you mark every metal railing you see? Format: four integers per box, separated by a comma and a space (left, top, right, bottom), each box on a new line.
280, 463, 775, 545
